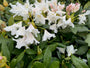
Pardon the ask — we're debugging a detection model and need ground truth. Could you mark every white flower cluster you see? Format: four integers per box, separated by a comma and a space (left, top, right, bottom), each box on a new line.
9, 0, 75, 31
4, 0, 90, 49
4, 22, 40, 49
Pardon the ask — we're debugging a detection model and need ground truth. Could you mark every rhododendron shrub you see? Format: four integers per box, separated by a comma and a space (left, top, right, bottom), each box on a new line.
0, 0, 90, 68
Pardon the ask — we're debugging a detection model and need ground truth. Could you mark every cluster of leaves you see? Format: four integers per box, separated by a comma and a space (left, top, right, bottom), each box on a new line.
0, 0, 90, 68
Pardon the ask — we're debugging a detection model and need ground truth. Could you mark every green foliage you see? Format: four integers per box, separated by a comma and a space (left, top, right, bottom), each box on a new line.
26, 49, 36, 55
0, 34, 13, 61
8, 16, 14, 26
71, 25, 89, 34
0, 0, 90, 68
85, 34, 90, 47
87, 50, 90, 67
44, 47, 52, 68
84, 1, 90, 9
49, 61, 60, 68
71, 55, 89, 68
32, 61, 45, 68
76, 45, 88, 55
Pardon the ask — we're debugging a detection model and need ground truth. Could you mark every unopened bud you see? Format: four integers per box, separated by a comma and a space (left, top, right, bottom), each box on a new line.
0, 20, 6, 32
3, 0, 8, 7
0, 4, 5, 11
37, 46, 42, 55
37, 0, 41, 2
0, 56, 3, 60
0, 56, 7, 67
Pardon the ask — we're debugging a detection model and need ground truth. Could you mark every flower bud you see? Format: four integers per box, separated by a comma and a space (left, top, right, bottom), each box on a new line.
3, 0, 8, 7
0, 56, 3, 60
0, 4, 5, 11
0, 56, 7, 67
37, 46, 42, 55
37, 0, 41, 2
0, 20, 6, 32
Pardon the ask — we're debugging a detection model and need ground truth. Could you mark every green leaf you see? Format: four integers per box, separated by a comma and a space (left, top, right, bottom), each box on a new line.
44, 47, 52, 68
35, 54, 43, 60
0, 35, 10, 61
48, 43, 58, 52
71, 55, 89, 68
87, 15, 90, 28
8, 16, 14, 26
32, 61, 45, 68
84, 1, 90, 9
10, 59, 17, 68
14, 16, 23, 21
76, 45, 88, 55
16, 51, 24, 63
28, 54, 43, 68
85, 34, 90, 46
49, 61, 59, 68
25, 49, 36, 55
11, 52, 24, 68
87, 50, 90, 67
66, 63, 75, 68
71, 25, 88, 34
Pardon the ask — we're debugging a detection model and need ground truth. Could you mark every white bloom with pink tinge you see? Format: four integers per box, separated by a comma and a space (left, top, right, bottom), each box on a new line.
49, 0, 65, 13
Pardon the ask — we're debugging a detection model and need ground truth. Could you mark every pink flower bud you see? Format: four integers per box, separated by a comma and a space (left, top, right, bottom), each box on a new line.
66, 3, 80, 14
82, 10, 86, 13
50, 4, 53, 9
0, 56, 3, 60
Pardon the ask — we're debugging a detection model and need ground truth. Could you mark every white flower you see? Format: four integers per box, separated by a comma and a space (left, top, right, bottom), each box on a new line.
57, 47, 65, 54
78, 10, 90, 24
56, 11, 66, 16
34, 0, 49, 13
34, 12, 46, 24
78, 14, 86, 24
15, 26, 25, 38
57, 16, 74, 29
10, 0, 33, 20
84, 10, 90, 15
66, 45, 77, 56
4, 21, 22, 35
13, 30, 39, 49
47, 11, 59, 25
13, 38, 28, 49
25, 31, 39, 45
57, 2, 65, 11
42, 30, 55, 41
26, 24, 40, 37
49, 24, 58, 33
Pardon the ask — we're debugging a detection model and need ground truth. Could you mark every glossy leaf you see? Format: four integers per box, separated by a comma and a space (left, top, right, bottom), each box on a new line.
49, 61, 60, 68
71, 55, 89, 68
87, 50, 90, 67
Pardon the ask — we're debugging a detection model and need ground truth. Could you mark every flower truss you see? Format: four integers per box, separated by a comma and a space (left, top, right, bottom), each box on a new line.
0, 0, 90, 68
4, 0, 90, 55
